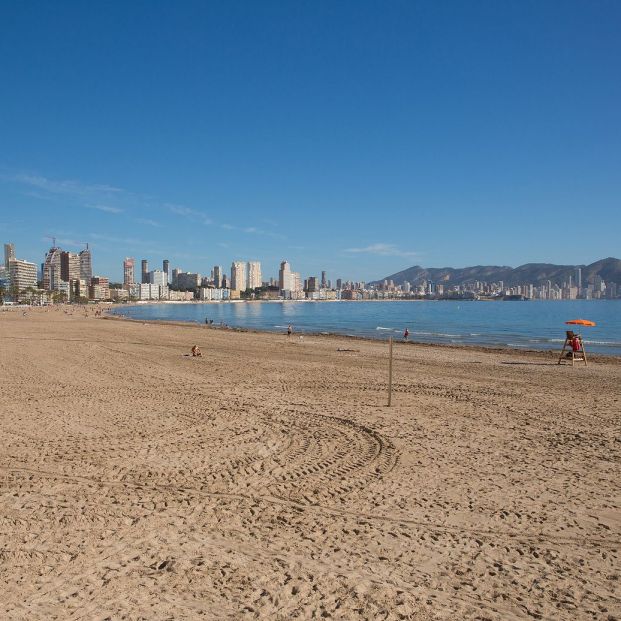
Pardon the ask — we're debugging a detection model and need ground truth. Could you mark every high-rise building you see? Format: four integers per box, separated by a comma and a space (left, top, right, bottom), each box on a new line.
4, 243, 15, 267
279, 260, 292, 291
60, 251, 81, 282
43, 246, 63, 290
163, 259, 170, 283
79, 246, 92, 282
594, 275, 605, 292
124, 257, 135, 288
247, 261, 262, 289
8, 258, 37, 291
141, 259, 149, 284
307, 276, 319, 292
231, 261, 247, 291
148, 269, 167, 287
213, 265, 223, 288
171, 268, 180, 288
292, 272, 302, 293
89, 276, 110, 300
175, 272, 201, 290
336, 278, 342, 290
575, 267, 582, 290
321, 271, 327, 288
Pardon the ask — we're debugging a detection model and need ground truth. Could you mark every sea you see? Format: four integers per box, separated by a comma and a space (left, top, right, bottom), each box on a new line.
109, 299, 621, 356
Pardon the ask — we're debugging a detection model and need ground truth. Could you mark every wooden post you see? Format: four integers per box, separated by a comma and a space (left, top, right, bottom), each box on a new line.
558, 337, 569, 365
581, 336, 588, 367
388, 337, 393, 407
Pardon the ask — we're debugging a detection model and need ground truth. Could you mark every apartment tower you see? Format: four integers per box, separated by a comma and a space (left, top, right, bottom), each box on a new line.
279, 260, 292, 291
4, 243, 15, 267
60, 251, 81, 282
43, 246, 62, 290
231, 261, 247, 291
79, 246, 93, 281
213, 265, 223, 288
124, 257, 136, 288
247, 261, 262, 289
8, 258, 37, 291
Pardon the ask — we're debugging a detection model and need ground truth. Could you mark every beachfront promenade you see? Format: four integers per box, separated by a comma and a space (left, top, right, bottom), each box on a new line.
1, 308, 619, 619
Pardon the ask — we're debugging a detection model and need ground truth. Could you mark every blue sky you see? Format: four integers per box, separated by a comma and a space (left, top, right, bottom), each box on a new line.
1, 0, 619, 282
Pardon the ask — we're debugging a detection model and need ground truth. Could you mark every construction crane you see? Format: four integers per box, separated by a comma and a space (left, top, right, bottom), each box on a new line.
44, 235, 57, 248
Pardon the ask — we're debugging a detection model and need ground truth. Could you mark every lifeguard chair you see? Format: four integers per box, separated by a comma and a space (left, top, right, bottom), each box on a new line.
558, 331, 587, 367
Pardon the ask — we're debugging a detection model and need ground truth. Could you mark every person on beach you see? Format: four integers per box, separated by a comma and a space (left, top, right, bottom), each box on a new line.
287, 324, 292, 338
191, 345, 202, 357
403, 327, 409, 341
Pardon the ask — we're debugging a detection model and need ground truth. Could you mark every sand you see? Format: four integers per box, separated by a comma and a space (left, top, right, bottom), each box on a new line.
1, 307, 619, 620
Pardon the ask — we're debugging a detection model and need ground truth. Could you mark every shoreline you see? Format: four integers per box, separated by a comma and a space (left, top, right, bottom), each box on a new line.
102, 312, 621, 364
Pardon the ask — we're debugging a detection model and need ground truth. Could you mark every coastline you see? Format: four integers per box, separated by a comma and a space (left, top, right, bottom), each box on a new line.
103, 311, 621, 363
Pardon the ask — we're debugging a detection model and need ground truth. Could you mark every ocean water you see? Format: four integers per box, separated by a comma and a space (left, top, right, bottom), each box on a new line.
109, 299, 621, 355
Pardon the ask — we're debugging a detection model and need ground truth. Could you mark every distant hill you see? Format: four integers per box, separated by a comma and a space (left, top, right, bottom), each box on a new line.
370, 258, 621, 287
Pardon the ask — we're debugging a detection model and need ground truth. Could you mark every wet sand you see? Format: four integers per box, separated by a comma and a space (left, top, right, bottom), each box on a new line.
1, 308, 619, 619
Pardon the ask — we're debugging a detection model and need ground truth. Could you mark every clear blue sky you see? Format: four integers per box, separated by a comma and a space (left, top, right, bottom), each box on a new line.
1, 0, 619, 282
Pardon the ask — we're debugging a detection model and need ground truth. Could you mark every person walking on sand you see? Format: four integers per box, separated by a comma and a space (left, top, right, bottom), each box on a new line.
403, 327, 409, 341
287, 324, 292, 338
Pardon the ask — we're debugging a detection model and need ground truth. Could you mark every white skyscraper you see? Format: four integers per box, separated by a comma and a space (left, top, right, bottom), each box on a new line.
231, 261, 247, 291
292, 272, 302, 292
247, 261, 262, 289
148, 269, 168, 287
279, 260, 292, 291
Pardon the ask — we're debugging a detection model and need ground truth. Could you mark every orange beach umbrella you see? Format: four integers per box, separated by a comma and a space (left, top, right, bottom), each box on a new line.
565, 319, 596, 327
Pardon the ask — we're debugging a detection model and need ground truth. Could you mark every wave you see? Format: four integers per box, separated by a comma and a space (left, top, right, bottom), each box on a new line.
527, 337, 621, 347
411, 330, 462, 338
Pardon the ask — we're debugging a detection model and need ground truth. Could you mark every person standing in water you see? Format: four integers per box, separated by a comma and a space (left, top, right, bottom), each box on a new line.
403, 327, 409, 341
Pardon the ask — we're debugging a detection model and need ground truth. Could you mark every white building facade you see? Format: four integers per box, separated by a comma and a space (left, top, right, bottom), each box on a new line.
231, 261, 247, 291
247, 261, 262, 289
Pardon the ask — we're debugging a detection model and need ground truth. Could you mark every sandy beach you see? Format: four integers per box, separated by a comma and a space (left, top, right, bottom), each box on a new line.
1, 307, 619, 620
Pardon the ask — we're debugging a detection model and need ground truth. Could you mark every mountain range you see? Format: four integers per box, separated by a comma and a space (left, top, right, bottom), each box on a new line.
371, 258, 621, 288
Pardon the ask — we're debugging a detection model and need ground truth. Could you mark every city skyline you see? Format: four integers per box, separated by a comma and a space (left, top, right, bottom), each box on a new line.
1, 2, 620, 281
2, 237, 619, 304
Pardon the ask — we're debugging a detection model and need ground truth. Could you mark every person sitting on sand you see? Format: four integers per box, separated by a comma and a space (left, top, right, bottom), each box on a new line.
191, 345, 202, 357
